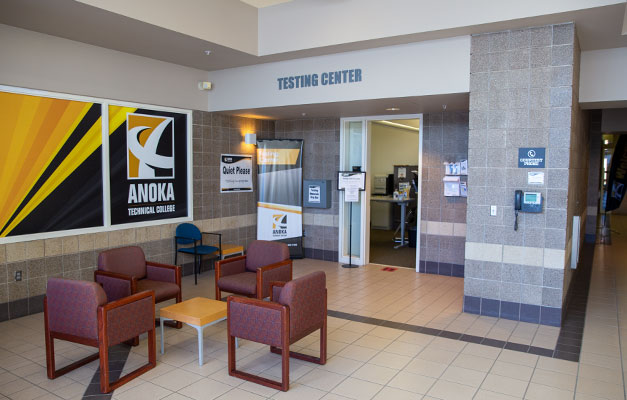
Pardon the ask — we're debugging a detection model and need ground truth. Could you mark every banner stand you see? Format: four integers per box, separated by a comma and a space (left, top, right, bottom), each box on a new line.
338, 170, 366, 268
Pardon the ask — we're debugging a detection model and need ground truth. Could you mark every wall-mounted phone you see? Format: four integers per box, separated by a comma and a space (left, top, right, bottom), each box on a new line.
514, 190, 543, 231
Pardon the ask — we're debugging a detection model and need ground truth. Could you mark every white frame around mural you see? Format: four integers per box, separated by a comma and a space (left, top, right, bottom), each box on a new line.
0, 85, 193, 244
339, 114, 423, 272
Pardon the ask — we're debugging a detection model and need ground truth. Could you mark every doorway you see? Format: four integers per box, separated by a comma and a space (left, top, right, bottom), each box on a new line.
338, 115, 423, 271
369, 120, 420, 268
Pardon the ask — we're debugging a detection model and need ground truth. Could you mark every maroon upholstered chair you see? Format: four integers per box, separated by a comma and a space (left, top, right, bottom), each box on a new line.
215, 240, 292, 300
227, 271, 327, 391
44, 278, 156, 393
95, 246, 182, 329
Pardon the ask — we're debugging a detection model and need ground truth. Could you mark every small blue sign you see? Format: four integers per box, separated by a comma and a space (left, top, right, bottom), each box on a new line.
518, 148, 545, 168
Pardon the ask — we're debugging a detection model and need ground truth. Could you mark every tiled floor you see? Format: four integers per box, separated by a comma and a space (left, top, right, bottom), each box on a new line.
1, 219, 627, 399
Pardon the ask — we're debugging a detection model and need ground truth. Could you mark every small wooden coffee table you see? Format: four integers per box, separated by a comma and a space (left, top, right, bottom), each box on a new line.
160, 297, 235, 366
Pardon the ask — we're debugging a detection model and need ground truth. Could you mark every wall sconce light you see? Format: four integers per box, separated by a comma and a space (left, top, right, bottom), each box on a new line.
245, 133, 257, 145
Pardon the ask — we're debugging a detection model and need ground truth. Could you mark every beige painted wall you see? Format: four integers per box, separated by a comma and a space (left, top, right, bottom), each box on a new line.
0, 24, 209, 111
370, 123, 419, 179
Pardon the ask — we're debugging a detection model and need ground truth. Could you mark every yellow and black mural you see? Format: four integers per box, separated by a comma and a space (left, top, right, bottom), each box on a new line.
0, 92, 104, 237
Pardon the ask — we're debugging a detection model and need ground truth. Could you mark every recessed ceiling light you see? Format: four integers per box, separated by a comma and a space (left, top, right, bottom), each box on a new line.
386, 107, 400, 111
204, 50, 212, 55
302, 112, 307, 116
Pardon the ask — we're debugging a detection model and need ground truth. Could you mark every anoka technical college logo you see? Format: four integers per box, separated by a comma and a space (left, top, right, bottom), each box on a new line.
272, 213, 288, 237
127, 113, 175, 179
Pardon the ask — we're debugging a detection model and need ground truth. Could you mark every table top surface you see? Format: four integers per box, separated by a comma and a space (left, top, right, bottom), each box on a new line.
370, 195, 415, 203
160, 297, 227, 327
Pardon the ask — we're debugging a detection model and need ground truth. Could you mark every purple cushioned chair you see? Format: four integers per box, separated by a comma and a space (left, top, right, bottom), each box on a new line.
215, 240, 292, 300
227, 271, 327, 391
44, 278, 156, 393
95, 246, 182, 330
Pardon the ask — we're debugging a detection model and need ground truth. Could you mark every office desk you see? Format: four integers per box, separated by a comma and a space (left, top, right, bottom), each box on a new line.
370, 195, 415, 248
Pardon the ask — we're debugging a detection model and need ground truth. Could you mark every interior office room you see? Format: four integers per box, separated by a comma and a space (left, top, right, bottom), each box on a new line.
2, 0, 627, 399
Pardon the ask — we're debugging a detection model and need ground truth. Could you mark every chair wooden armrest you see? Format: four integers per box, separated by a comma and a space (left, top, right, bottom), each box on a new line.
257, 260, 293, 299
269, 281, 287, 302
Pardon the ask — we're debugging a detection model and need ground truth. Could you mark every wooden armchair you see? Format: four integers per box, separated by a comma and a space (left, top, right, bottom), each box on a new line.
44, 278, 156, 393
226, 271, 327, 391
215, 240, 292, 300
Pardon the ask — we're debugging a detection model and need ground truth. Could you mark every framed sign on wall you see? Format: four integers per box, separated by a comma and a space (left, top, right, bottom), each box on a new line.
0, 85, 193, 243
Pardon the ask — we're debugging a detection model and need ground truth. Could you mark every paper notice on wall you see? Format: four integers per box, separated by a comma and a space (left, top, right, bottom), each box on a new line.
443, 176, 461, 197
308, 185, 320, 203
527, 171, 545, 185
345, 188, 359, 202
398, 167, 406, 179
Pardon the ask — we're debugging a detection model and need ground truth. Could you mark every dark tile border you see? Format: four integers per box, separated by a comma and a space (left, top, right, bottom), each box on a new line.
419, 261, 464, 277
327, 309, 561, 360
82, 343, 132, 399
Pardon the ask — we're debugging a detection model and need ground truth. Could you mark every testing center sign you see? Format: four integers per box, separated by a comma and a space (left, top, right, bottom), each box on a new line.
257, 139, 303, 258
109, 106, 189, 224
220, 154, 253, 192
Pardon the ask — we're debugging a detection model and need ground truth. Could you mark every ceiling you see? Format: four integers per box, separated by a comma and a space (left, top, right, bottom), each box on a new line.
1, 0, 626, 72
239, 0, 293, 8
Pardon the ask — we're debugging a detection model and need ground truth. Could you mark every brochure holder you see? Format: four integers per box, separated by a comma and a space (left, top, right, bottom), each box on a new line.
337, 171, 366, 268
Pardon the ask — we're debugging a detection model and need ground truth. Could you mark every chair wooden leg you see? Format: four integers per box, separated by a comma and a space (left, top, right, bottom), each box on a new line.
99, 337, 110, 393
103, 328, 157, 393
320, 320, 327, 365
281, 343, 289, 391
44, 301, 55, 379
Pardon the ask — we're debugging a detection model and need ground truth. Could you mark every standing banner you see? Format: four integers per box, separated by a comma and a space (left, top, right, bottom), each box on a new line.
108, 106, 189, 224
220, 154, 253, 192
257, 139, 303, 258
606, 135, 627, 212
0, 91, 104, 237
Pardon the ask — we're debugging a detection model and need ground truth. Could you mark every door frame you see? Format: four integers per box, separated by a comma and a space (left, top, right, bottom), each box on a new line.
338, 114, 423, 272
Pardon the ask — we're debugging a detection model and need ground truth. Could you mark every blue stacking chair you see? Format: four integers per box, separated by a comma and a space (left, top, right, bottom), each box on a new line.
174, 223, 222, 285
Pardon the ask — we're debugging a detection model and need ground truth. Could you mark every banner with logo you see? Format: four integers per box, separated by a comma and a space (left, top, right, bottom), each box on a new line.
606, 135, 627, 212
257, 139, 303, 258
0, 91, 104, 237
108, 106, 189, 224
220, 154, 253, 192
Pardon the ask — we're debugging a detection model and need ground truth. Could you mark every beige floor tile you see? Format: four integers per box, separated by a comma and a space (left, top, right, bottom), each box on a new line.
353, 335, 393, 351
428, 337, 466, 352
382, 341, 424, 357
368, 326, 404, 340
461, 343, 501, 359
403, 358, 448, 379
480, 374, 528, 398
371, 386, 419, 400
416, 347, 458, 365
10, 386, 48, 400
237, 381, 280, 398
209, 368, 247, 387
427, 379, 476, 400
0, 378, 32, 396
150, 368, 203, 392
331, 377, 383, 400
530, 368, 576, 391
50, 382, 86, 399
579, 351, 622, 370
181, 358, 228, 377
177, 378, 232, 400
576, 377, 625, 400
396, 332, 434, 347
387, 371, 436, 394
114, 381, 172, 400
297, 368, 346, 392
318, 356, 363, 375
215, 388, 265, 400
490, 360, 534, 381
328, 330, 364, 344
524, 383, 573, 400
440, 365, 486, 387
350, 363, 397, 385
340, 322, 376, 335
271, 382, 326, 400
335, 345, 379, 362
367, 351, 411, 370
578, 363, 623, 385
534, 356, 578, 375
474, 389, 522, 400
496, 349, 538, 367
451, 353, 495, 373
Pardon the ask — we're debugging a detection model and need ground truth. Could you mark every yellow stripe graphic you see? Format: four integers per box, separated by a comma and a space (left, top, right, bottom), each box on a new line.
257, 202, 302, 215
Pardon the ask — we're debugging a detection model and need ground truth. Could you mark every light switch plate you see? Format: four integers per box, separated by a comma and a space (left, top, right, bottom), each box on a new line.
490, 205, 497, 216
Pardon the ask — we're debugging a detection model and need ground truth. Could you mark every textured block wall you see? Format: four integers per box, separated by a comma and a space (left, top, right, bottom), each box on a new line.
464, 23, 579, 326
419, 112, 469, 277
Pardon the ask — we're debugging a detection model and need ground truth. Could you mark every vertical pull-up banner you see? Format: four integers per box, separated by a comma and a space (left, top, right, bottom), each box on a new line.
257, 139, 303, 258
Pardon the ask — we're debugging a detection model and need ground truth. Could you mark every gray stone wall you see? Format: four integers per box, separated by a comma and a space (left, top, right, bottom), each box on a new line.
275, 118, 340, 261
419, 112, 468, 277
464, 23, 579, 326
